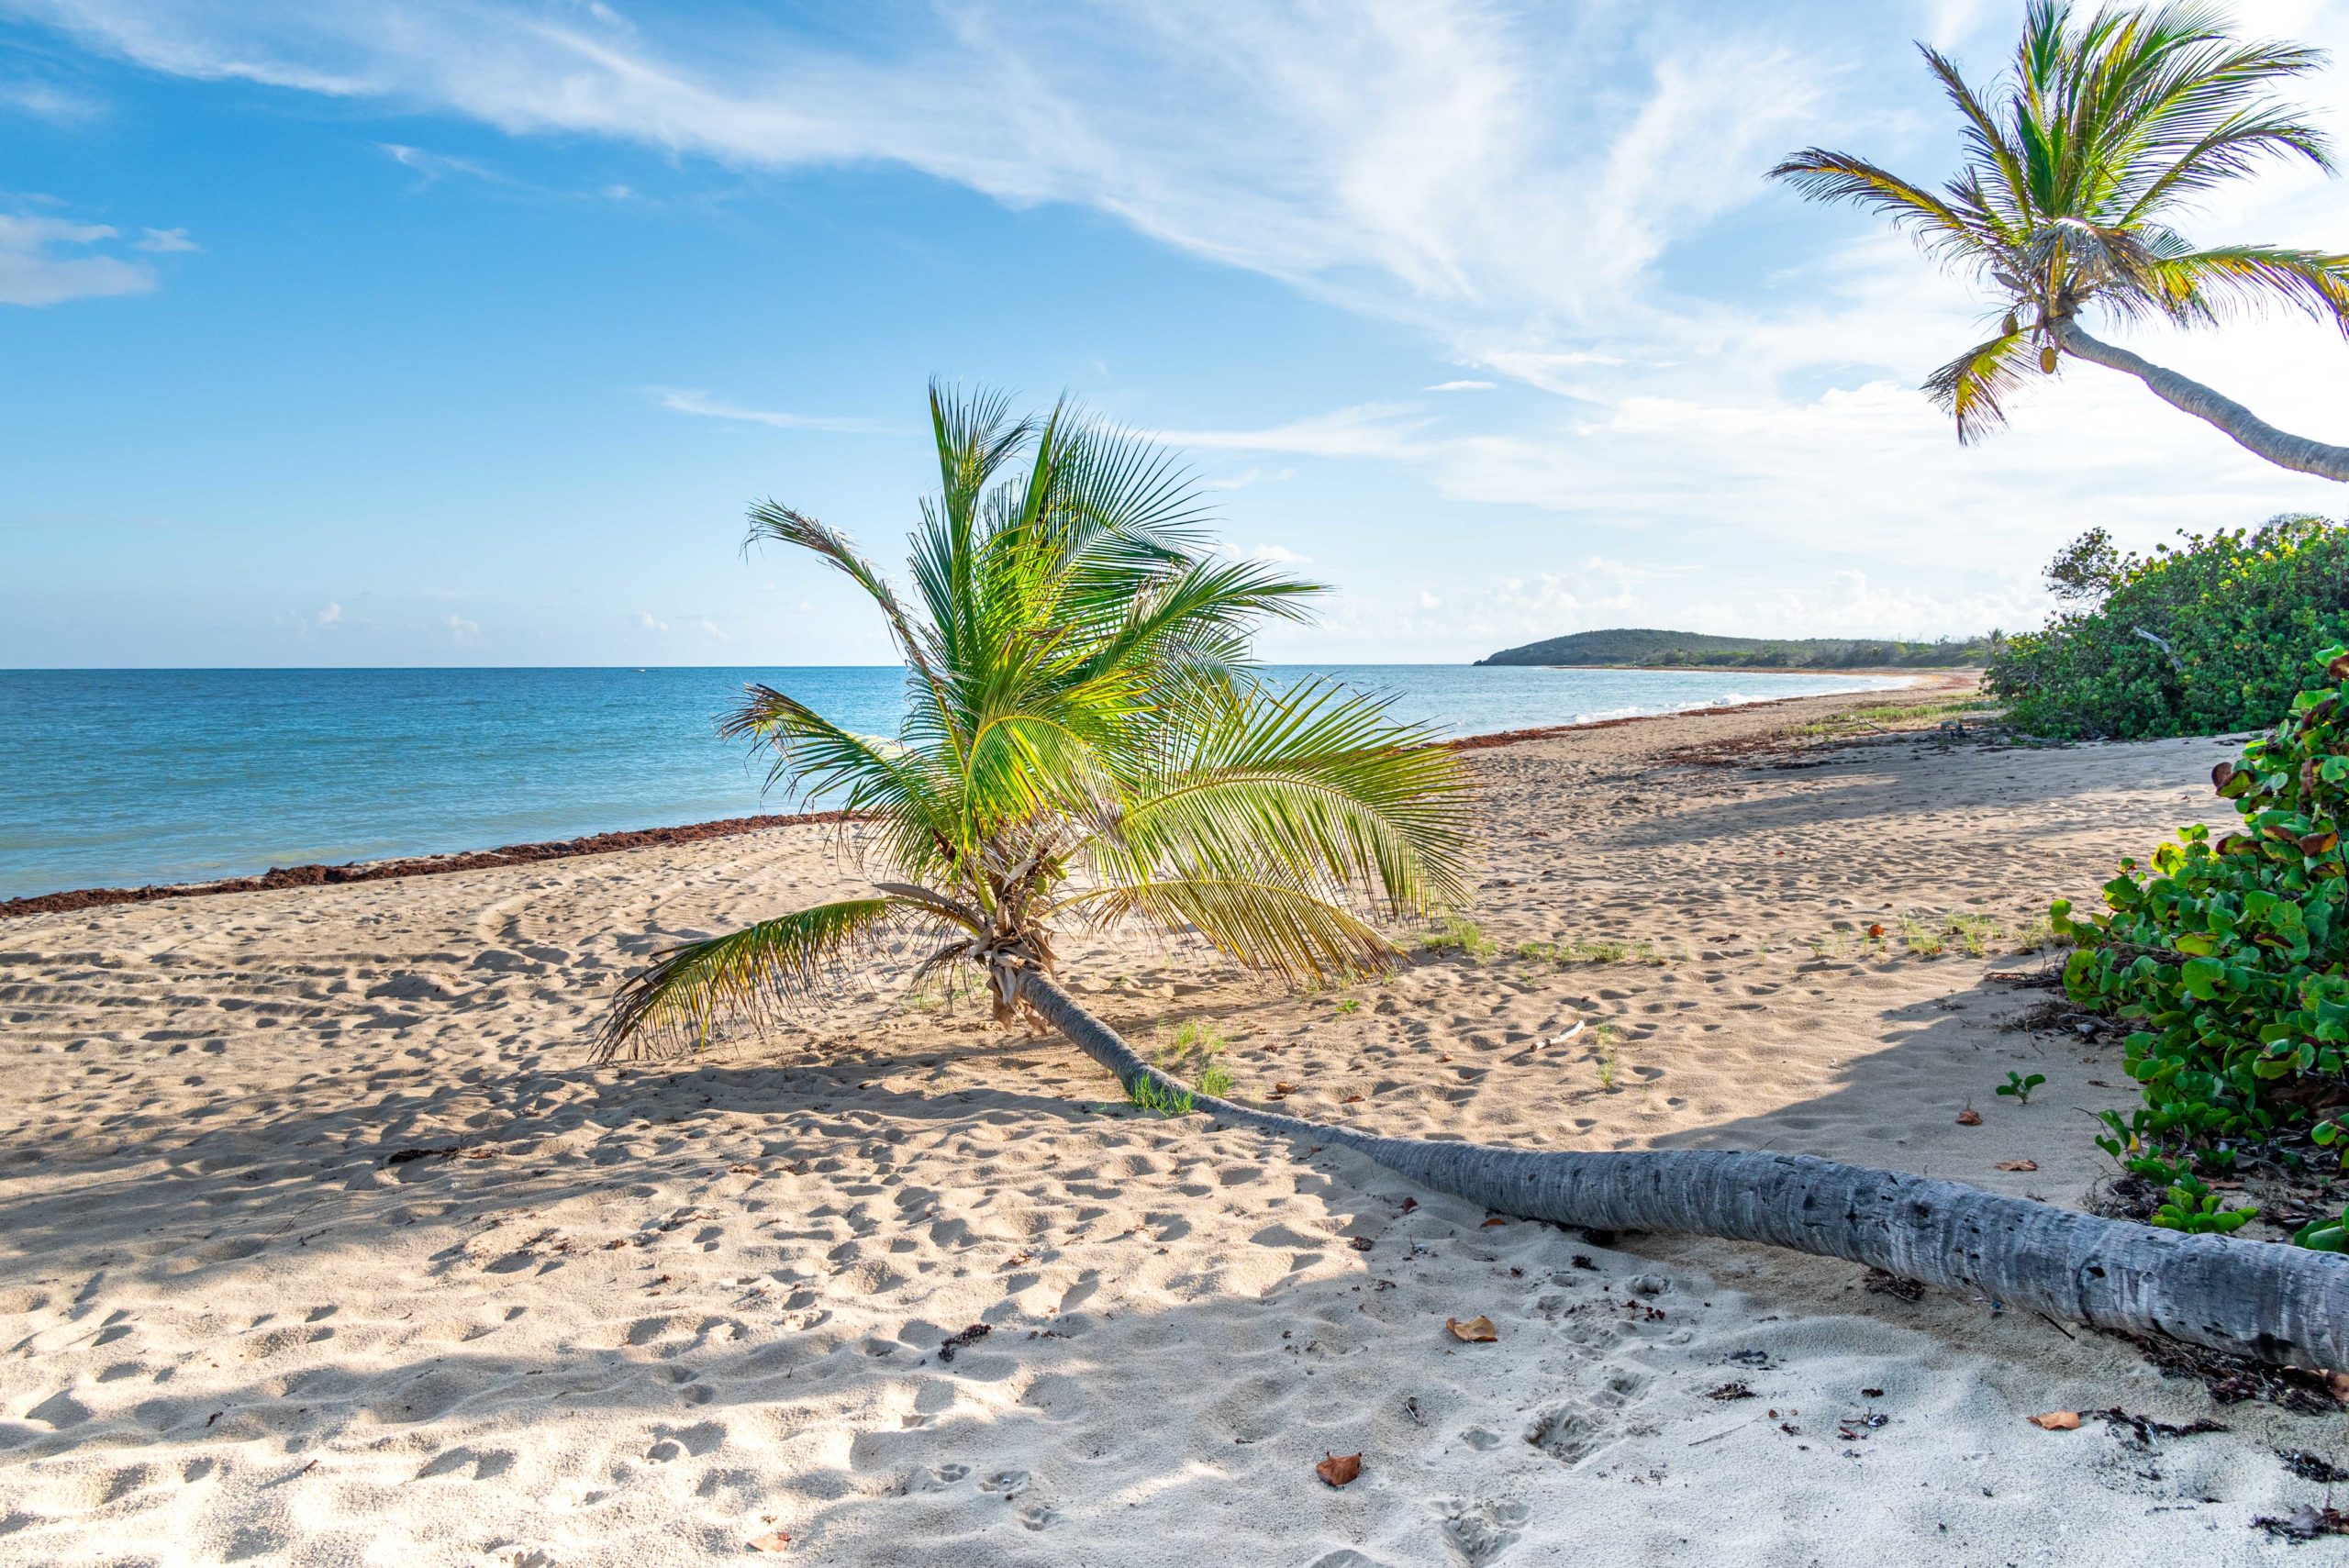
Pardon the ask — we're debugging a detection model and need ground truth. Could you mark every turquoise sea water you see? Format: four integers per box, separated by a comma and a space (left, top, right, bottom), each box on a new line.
0, 665, 1900, 899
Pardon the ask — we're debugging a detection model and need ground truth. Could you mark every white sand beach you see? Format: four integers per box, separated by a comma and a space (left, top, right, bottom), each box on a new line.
4, 689, 2341, 1567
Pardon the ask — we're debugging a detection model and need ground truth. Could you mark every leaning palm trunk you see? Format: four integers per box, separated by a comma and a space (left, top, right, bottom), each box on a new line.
1020, 971, 2349, 1373
2056, 321, 2349, 482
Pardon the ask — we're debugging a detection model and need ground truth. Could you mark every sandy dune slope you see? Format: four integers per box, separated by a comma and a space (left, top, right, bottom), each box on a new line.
4, 689, 2341, 1566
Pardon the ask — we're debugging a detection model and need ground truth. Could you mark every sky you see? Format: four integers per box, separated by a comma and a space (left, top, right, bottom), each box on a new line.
6, 0, 2349, 668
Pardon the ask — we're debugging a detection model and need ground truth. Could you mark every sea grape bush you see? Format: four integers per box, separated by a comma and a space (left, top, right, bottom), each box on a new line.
2053, 649, 2349, 1229
1987, 517, 2349, 740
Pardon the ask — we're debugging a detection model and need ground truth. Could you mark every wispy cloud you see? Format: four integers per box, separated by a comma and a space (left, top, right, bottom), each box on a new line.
0, 212, 156, 306
650, 386, 883, 435
11, 2, 1820, 331
0, 73, 102, 122
134, 226, 198, 252
1424, 380, 1495, 392
379, 141, 507, 186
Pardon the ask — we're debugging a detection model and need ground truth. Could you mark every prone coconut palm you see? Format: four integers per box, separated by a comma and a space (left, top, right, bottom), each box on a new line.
603, 384, 2349, 1373
1772, 0, 2349, 479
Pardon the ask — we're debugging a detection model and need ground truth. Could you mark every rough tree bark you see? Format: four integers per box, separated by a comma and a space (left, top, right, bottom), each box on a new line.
2057, 321, 2349, 482
1017, 971, 2349, 1373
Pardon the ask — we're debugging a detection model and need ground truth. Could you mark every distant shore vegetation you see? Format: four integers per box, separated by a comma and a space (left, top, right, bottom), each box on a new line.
1475, 628, 1997, 670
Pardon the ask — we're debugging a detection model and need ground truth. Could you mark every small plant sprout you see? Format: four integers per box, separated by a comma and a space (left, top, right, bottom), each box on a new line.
1595, 1024, 1620, 1091
1947, 913, 1999, 958
2152, 1173, 2257, 1236
1420, 917, 1496, 961
1333, 997, 1361, 1014
1156, 1018, 1234, 1102
1995, 1071, 2046, 1105
1126, 1076, 1195, 1117
1899, 913, 1945, 958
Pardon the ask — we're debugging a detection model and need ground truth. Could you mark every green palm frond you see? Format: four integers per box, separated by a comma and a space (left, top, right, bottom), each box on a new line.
1056, 876, 1397, 984
1085, 678, 1475, 919
598, 897, 904, 1060
1923, 328, 2043, 443
1768, 149, 1986, 267
2140, 244, 2349, 332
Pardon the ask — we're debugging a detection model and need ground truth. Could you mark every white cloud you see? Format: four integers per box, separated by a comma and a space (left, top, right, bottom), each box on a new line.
379, 141, 505, 185
650, 386, 881, 434
0, 213, 154, 306
134, 226, 198, 252
633, 610, 668, 633
442, 612, 481, 642
1424, 380, 1495, 392
1209, 539, 1312, 564
280, 601, 343, 637
1197, 464, 1294, 491
0, 74, 102, 122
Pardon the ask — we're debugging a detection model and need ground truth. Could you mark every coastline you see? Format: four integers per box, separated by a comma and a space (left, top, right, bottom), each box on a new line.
10, 677, 2326, 1566
0, 675, 1957, 921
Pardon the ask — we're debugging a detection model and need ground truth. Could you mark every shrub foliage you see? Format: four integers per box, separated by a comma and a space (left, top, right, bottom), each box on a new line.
2054, 650, 2349, 1213
1987, 517, 2349, 740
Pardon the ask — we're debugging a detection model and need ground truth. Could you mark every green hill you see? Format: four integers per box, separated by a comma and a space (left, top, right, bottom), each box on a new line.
1475, 628, 1994, 670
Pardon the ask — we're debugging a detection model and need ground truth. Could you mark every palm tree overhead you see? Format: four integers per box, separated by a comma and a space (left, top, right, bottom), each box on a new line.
592, 380, 2349, 1374
600, 382, 1477, 1056
1771, 0, 2349, 480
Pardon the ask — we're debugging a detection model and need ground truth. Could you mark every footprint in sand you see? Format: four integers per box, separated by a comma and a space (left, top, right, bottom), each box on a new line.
1442, 1498, 1531, 1564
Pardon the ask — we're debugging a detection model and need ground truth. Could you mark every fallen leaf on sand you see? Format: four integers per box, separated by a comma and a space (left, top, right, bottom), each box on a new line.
1446, 1316, 1499, 1342
1269, 1083, 1298, 1099
1479, 1217, 1507, 1229
1341, 1094, 1365, 1104
1955, 1109, 1983, 1127
750, 1530, 793, 1552
2026, 1410, 2081, 1430
1867, 923, 1885, 939
1996, 1160, 2038, 1172
1316, 1451, 1363, 1487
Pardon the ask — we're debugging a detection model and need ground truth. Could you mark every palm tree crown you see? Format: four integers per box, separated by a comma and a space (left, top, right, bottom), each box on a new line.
1773, 0, 2349, 443
600, 384, 1477, 1057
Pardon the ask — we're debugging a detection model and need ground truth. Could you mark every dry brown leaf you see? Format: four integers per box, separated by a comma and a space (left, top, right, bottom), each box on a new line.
1996, 1159, 2039, 1172
1479, 1217, 1508, 1228
1269, 1082, 1298, 1098
1867, 922, 1885, 939
1341, 1094, 1365, 1104
1316, 1451, 1363, 1487
2026, 1410, 2081, 1431
1446, 1316, 1499, 1342
749, 1530, 793, 1552
1955, 1109, 1983, 1127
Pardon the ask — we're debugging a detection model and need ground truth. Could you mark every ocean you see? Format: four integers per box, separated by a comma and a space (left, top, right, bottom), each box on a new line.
0, 665, 1901, 899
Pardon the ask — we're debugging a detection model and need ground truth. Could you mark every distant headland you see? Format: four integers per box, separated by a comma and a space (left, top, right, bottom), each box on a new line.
1475, 627, 1994, 669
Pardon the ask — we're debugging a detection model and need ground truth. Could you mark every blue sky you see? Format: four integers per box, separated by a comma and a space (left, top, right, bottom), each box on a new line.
6, 0, 2349, 667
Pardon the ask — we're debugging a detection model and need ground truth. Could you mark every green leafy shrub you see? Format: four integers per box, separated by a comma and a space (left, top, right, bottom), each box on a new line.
2053, 649, 2349, 1219
1987, 516, 2349, 740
